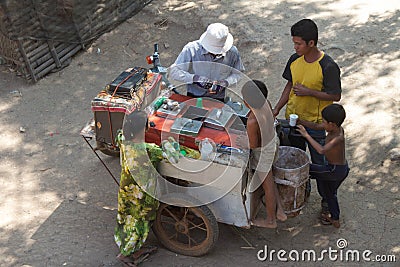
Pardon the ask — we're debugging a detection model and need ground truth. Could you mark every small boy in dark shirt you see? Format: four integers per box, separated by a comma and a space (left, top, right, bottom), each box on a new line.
297, 104, 349, 228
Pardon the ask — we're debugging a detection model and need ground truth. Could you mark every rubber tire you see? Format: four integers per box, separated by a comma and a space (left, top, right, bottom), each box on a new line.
152, 193, 219, 257
96, 141, 120, 157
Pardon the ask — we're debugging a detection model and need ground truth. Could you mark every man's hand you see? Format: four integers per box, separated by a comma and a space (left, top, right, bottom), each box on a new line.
193, 75, 213, 89
293, 83, 313, 96
208, 80, 228, 94
215, 80, 228, 88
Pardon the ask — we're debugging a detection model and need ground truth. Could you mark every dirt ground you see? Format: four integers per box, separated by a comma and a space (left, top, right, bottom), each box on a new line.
1, 0, 399, 266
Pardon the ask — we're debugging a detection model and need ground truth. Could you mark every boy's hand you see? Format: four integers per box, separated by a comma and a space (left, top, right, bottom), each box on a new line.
297, 119, 324, 131
296, 124, 308, 137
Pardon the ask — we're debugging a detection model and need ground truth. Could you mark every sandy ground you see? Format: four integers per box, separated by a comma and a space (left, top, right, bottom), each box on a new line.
1, 0, 399, 266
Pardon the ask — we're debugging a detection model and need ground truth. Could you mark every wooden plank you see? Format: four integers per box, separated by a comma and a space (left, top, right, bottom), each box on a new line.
55, 42, 77, 55
35, 61, 56, 80
33, 56, 54, 74
47, 40, 61, 68
29, 42, 71, 69
59, 44, 81, 63
17, 38, 36, 82
54, 42, 71, 52
32, 42, 80, 75
30, 50, 53, 69
26, 42, 48, 60
35, 44, 81, 79
21, 39, 42, 53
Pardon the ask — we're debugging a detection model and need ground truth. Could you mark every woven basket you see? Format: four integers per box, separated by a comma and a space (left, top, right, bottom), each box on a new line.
273, 146, 310, 216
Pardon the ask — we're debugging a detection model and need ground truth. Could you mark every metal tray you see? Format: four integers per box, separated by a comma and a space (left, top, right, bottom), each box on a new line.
180, 106, 209, 121
156, 102, 185, 119
225, 101, 250, 123
204, 108, 235, 131
170, 117, 203, 136
228, 115, 247, 133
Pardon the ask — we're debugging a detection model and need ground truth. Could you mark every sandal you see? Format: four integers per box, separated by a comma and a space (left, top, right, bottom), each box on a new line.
132, 245, 158, 259
320, 211, 330, 224
320, 216, 332, 225
117, 246, 158, 267
117, 254, 137, 267
320, 213, 340, 228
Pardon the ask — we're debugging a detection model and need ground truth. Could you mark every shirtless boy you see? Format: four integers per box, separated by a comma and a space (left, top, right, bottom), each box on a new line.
296, 104, 349, 228
241, 80, 287, 228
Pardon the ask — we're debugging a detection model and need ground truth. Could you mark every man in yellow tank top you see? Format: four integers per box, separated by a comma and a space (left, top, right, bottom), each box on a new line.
273, 19, 342, 215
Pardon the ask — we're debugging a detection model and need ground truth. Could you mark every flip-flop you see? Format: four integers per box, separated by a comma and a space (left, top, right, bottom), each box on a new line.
320, 216, 332, 225
133, 253, 150, 266
132, 245, 158, 259
117, 246, 158, 267
132, 246, 158, 265
320, 213, 340, 228
320, 213, 332, 225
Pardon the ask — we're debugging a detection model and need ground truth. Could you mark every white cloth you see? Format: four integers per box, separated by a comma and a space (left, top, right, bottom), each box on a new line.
250, 133, 279, 173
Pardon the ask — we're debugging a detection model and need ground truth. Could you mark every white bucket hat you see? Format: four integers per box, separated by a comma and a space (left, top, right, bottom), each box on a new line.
199, 23, 234, 54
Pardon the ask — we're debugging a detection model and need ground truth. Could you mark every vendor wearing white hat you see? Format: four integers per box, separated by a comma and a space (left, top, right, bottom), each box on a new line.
169, 23, 244, 101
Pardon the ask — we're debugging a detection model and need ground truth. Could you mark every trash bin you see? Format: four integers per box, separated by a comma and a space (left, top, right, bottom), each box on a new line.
273, 146, 310, 217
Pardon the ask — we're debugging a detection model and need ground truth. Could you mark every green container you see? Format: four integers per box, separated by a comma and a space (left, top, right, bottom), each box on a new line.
196, 98, 203, 108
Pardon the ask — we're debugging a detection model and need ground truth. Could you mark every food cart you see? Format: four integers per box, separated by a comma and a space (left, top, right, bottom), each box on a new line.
80, 45, 310, 257
81, 79, 262, 256
145, 94, 260, 256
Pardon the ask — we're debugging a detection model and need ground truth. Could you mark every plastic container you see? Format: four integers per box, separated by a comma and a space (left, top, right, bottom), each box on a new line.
153, 96, 166, 110
198, 138, 216, 161
196, 98, 203, 108
161, 138, 180, 164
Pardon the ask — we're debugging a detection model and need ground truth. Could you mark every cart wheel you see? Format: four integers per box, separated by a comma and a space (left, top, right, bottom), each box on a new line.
152, 194, 219, 256
96, 141, 120, 157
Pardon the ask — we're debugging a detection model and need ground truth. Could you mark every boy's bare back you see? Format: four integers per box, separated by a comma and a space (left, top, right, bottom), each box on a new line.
247, 108, 275, 149
325, 127, 346, 165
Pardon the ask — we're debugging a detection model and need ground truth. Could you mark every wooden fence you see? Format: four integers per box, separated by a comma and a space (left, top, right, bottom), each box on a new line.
0, 0, 152, 82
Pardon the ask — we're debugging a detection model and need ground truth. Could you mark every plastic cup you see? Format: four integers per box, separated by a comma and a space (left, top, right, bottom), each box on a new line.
289, 114, 298, 127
